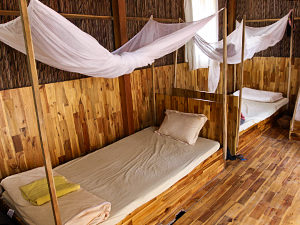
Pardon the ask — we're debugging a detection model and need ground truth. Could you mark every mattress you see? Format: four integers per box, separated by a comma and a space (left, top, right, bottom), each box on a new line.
1, 127, 220, 225
240, 98, 288, 132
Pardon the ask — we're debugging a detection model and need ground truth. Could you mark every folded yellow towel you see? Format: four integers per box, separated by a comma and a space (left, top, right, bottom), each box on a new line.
20, 176, 80, 206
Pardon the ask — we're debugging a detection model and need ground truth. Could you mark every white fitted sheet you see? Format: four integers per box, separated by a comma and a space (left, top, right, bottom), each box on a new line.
240, 98, 288, 132
1, 127, 220, 225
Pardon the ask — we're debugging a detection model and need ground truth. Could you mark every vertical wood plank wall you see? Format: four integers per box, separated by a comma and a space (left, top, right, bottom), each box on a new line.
237, 57, 300, 109
0, 78, 124, 179
1, 57, 299, 179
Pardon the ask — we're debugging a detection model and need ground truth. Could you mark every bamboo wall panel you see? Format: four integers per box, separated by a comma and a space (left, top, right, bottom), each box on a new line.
237, 57, 300, 110
0, 77, 124, 179
155, 94, 223, 143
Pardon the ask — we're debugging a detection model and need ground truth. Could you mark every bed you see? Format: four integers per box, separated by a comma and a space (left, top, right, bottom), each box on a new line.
1, 127, 221, 225
239, 98, 289, 132
233, 88, 289, 134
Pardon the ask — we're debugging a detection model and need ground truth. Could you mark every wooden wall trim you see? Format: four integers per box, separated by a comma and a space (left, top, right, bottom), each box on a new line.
112, 0, 134, 135
18, 0, 61, 224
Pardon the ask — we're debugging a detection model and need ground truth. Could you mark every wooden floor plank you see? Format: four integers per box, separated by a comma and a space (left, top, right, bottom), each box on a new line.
174, 126, 300, 225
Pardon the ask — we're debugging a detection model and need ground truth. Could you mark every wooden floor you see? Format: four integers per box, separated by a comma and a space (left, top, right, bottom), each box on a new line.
171, 126, 300, 225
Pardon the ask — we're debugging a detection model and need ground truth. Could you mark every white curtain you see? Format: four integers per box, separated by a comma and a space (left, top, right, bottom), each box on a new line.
184, 0, 218, 69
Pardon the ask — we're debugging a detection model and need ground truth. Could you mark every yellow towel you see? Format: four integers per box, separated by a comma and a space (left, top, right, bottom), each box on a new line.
20, 176, 80, 206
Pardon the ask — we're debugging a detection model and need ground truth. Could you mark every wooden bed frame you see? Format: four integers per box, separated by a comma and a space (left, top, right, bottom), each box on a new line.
237, 104, 287, 153
0, 93, 225, 225
172, 88, 239, 156
239, 104, 286, 137
118, 148, 224, 225
118, 94, 225, 225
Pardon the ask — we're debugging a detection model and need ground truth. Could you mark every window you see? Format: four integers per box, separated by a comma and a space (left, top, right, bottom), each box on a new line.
184, 0, 219, 70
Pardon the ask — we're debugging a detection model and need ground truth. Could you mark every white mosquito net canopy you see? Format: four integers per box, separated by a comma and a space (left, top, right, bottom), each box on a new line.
0, 0, 221, 78
0, 0, 290, 92
192, 12, 291, 92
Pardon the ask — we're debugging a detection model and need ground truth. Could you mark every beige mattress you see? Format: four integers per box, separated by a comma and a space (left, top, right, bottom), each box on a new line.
1, 127, 220, 225
240, 98, 288, 132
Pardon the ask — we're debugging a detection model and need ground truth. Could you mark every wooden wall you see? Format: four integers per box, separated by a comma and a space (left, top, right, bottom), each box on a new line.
155, 94, 223, 143
237, 57, 300, 110
0, 78, 123, 179
1, 0, 299, 179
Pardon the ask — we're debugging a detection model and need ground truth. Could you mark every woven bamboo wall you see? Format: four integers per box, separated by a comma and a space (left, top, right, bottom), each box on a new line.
0, 0, 114, 90
0, 0, 185, 91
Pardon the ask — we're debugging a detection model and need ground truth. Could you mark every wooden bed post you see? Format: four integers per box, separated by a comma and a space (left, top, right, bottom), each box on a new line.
287, 9, 294, 109
152, 63, 157, 125
222, 7, 228, 162
236, 15, 246, 149
289, 87, 300, 139
18, 0, 62, 224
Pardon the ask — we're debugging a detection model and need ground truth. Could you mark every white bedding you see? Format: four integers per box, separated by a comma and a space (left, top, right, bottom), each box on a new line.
1, 127, 220, 225
233, 87, 283, 103
240, 98, 288, 132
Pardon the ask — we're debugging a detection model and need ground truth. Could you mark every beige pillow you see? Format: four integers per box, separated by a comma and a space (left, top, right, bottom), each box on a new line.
156, 109, 207, 145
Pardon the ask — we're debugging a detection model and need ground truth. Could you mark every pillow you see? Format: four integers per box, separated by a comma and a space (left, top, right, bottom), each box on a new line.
233, 87, 283, 103
156, 110, 207, 145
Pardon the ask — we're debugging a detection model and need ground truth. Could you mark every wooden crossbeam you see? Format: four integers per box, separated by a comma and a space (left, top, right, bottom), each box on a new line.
18, 0, 62, 224
0, 9, 113, 20
246, 17, 300, 23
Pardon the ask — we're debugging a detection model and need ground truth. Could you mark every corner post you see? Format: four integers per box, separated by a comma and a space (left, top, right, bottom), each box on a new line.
18, 0, 62, 224
287, 9, 294, 110
236, 15, 246, 150
222, 8, 228, 163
